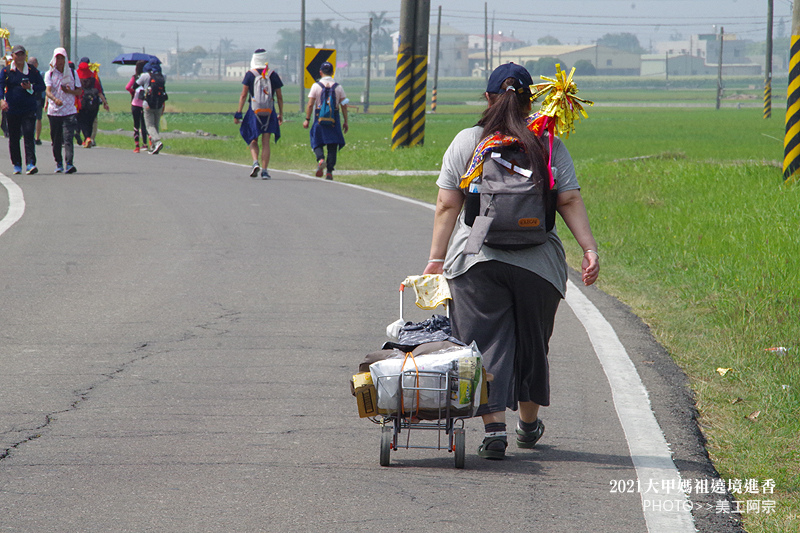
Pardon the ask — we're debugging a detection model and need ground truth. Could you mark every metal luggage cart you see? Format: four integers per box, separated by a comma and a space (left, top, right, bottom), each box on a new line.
375, 368, 470, 468
370, 275, 474, 469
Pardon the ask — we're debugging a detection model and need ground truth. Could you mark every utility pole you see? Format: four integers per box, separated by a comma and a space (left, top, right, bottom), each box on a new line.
364, 17, 372, 113
217, 38, 222, 80
715, 26, 724, 110
391, 0, 430, 149
299, 0, 306, 113
765, 0, 774, 119
484, 3, 488, 82
431, 6, 441, 113
176, 33, 180, 77
60, 0, 72, 58
490, 12, 495, 71
73, 7, 78, 60
411, 0, 431, 143
783, 0, 800, 183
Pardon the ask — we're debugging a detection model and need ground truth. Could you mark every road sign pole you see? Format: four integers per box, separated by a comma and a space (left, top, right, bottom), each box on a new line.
299, 0, 306, 113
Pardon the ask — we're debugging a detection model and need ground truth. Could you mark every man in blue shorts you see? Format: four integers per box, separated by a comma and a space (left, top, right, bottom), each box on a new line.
234, 49, 284, 180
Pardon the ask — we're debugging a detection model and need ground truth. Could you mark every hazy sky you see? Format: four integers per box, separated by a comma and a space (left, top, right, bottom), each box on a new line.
0, 0, 792, 58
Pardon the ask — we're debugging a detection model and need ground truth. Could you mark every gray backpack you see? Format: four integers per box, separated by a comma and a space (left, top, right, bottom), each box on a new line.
250, 68, 273, 118
462, 146, 557, 254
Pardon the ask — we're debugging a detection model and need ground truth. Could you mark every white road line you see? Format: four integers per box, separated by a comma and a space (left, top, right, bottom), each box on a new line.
566, 280, 696, 532
0, 173, 25, 237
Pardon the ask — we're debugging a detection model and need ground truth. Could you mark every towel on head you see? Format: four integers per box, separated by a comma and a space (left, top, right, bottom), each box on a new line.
49, 47, 75, 86
250, 49, 269, 70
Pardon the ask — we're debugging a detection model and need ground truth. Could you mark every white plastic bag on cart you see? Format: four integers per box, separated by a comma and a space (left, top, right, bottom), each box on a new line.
369, 342, 483, 416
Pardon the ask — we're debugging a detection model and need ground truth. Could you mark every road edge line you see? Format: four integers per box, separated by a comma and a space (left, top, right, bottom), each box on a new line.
0, 173, 25, 237
566, 279, 696, 532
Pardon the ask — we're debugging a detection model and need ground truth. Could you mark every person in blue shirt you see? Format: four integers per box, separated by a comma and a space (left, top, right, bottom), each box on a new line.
0, 45, 46, 175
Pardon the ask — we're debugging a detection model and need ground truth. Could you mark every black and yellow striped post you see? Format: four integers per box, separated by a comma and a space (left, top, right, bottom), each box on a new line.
409, 8, 429, 147
765, 0, 773, 119
409, 54, 428, 145
784, 3, 800, 184
764, 80, 772, 119
391, 39, 413, 150
392, 0, 430, 150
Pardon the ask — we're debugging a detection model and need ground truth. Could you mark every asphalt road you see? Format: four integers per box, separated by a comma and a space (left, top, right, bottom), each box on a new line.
0, 142, 744, 532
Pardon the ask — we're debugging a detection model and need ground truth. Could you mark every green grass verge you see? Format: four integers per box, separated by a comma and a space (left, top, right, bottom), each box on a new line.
76, 98, 799, 533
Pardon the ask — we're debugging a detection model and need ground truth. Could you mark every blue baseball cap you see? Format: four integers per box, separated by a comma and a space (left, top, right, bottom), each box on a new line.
486, 62, 533, 94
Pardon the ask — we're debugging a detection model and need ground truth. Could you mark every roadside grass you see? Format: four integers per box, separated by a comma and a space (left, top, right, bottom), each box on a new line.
571, 158, 800, 533
84, 96, 799, 532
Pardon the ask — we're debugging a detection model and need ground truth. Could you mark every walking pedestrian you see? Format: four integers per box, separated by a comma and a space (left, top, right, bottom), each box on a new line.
302, 61, 347, 180
234, 49, 284, 179
76, 60, 101, 148
78, 57, 108, 146
422, 63, 600, 460
125, 60, 149, 152
28, 56, 45, 145
0, 45, 46, 174
136, 58, 166, 154
44, 47, 82, 174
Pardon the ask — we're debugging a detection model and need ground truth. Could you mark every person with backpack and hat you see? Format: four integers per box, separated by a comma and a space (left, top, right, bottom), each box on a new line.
302, 61, 348, 180
422, 62, 599, 460
234, 49, 284, 179
0, 44, 45, 175
136, 57, 167, 154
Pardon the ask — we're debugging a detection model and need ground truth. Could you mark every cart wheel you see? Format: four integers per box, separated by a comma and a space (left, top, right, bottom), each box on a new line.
454, 428, 465, 469
380, 425, 392, 467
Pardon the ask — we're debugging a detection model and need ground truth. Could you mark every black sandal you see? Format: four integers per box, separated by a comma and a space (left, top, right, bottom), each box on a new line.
516, 419, 545, 448
477, 435, 507, 460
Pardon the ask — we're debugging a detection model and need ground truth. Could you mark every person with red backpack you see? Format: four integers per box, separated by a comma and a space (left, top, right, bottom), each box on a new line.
76, 60, 101, 148
302, 61, 348, 180
234, 49, 284, 180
